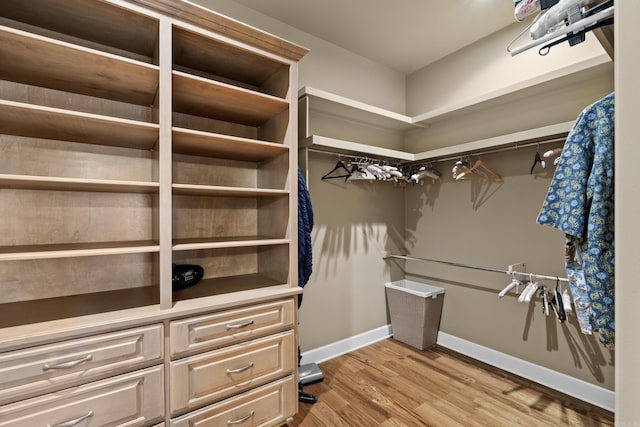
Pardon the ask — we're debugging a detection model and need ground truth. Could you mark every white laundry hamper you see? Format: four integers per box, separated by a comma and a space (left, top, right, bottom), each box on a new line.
385, 279, 445, 350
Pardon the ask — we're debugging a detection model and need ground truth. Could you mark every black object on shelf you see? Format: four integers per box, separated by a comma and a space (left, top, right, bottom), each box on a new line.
172, 264, 204, 291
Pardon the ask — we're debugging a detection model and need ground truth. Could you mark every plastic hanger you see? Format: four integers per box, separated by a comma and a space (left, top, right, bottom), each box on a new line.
519, 274, 539, 303
551, 278, 567, 321
499, 273, 521, 298
452, 159, 472, 179
455, 159, 502, 181
530, 148, 546, 174
543, 147, 563, 166
321, 160, 352, 181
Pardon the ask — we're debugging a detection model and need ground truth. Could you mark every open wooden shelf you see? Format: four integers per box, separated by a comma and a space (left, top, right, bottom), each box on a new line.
2, 0, 159, 61
173, 26, 288, 97
0, 286, 160, 328
172, 127, 288, 161
0, 240, 160, 261
172, 71, 289, 126
0, 25, 159, 106
0, 0, 302, 349
172, 238, 289, 252
0, 174, 159, 193
171, 273, 285, 302
0, 100, 159, 149
172, 184, 288, 197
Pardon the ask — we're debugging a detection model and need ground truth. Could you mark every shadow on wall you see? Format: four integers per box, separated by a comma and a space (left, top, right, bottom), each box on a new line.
410, 272, 612, 384
524, 299, 613, 383
404, 146, 558, 248
311, 175, 405, 278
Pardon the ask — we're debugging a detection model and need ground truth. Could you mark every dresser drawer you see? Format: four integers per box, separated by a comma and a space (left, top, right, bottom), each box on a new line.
0, 324, 163, 404
170, 299, 295, 358
170, 376, 296, 427
170, 330, 295, 414
0, 365, 164, 427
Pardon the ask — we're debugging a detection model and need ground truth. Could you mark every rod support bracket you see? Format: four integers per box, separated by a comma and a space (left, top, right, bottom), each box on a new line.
507, 262, 526, 274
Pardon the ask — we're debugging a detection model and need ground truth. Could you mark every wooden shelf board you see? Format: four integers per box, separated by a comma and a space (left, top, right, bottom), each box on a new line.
171, 273, 285, 302
0, 286, 160, 329
0, 100, 159, 149
172, 184, 287, 197
128, 0, 308, 62
0, 25, 159, 106
173, 237, 289, 252
172, 127, 288, 161
173, 25, 286, 88
0, 286, 301, 351
172, 71, 289, 126
0, 241, 160, 261
1, 0, 159, 59
0, 174, 159, 193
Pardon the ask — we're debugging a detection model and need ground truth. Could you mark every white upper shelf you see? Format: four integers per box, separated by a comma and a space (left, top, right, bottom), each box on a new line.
301, 121, 574, 163
300, 54, 610, 130
299, 53, 611, 162
299, 86, 419, 132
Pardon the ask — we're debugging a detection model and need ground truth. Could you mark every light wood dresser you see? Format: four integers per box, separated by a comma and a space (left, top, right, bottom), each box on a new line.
0, 0, 307, 425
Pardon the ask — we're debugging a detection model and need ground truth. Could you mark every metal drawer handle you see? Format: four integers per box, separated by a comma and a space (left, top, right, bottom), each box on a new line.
227, 410, 255, 425
226, 362, 254, 374
43, 355, 93, 371
226, 320, 254, 330
46, 410, 94, 427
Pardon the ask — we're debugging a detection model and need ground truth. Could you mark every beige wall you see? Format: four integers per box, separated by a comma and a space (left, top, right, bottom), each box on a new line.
615, 2, 640, 422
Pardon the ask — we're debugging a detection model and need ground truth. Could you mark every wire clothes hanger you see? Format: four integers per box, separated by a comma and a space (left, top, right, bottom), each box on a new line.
455, 159, 502, 181
530, 144, 546, 174
321, 159, 352, 181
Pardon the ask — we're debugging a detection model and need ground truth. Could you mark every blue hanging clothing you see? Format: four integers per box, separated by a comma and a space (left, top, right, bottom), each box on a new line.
537, 92, 615, 349
298, 168, 314, 306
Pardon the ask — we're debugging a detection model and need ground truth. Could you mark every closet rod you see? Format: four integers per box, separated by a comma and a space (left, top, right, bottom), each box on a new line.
417, 136, 566, 165
303, 135, 566, 165
384, 253, 568, 283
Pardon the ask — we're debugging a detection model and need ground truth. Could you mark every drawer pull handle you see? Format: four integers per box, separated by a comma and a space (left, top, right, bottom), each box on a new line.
226, 320, 254, 330
227, 410, 255, 425
46, 410, 94, 427
226, 362, 254, 374
43, 355, 93, 371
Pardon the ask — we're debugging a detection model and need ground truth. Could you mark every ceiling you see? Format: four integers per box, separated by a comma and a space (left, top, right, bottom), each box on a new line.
232, 0, 517, 74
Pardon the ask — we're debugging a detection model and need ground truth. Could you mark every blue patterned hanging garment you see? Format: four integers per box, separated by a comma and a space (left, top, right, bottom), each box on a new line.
537, 92, 615, 349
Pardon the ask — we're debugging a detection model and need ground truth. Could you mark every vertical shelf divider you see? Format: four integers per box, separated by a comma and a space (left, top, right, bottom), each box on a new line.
159, 18, 173, 310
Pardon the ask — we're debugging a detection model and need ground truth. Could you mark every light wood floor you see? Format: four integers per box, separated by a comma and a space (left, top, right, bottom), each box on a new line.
292, 339, 614, 426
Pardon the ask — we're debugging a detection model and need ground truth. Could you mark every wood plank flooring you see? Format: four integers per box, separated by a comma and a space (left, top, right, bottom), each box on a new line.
291, 339, 614, 426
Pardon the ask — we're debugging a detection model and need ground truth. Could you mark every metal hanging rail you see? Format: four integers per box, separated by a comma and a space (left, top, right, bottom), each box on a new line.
303, 136, 566, 166
384, 253, 568, 283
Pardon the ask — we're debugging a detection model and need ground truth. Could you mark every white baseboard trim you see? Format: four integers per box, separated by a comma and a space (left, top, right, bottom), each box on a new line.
436, 331, 615, 413
300, 325, 614, 413
300, 324, 392, 365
